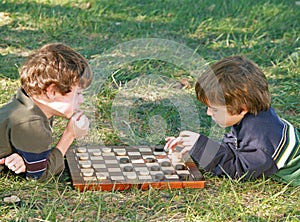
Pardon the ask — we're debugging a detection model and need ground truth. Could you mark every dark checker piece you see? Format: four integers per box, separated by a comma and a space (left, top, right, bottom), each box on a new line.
123, 165, 134, 172
152, 145, 164, 152
145, 157, 156, 163
155, 173, 165, 181
163, 170, 174, 175
178, 173, 189, 181
175, 164, 186, 170
119, 157, 130, 164
150, 165, 160, 171
161, 161, 171, 167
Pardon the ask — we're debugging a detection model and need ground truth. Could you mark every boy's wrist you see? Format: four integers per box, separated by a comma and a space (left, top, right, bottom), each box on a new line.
56, 130, 75, 155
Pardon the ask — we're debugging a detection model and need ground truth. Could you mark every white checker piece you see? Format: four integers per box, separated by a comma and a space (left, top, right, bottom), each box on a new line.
96, 172, 109, 178
83, 176, 97, 182
111, 176, 125, 181
81, 168, 94, 177
123, 172, 137, 178
79, 160, 92, 168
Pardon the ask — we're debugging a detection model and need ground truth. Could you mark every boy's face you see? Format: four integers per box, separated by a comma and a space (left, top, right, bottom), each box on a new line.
52, 85, 84, 119
206, 104, 247, 128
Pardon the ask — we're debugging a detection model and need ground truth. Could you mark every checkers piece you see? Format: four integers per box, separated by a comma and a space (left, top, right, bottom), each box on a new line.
153, 145, 164, 152
114, 148, 126, 156
77, 147, 87, 153
96, 172, 108, 180
102, 147, 112, 153
145, 157, 156, 163
119, 157, 130, 164
150, 165, 160, 171
126, 174, 137, 180
163, 170, 174, 175
155, 173, 165, 181
175, 164, 186, 170
123, 165, 134, 172
77, 153, 89, 160
171, 152, 182, 163
79, 160, 92, 168
161, 160, 171, 167
81, 169, 94, 177
91, 150, 102, 156
178, 173, 189, 181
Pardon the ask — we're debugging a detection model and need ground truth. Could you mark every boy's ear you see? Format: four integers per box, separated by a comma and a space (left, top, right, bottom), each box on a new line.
240, 104, 248, 115
45, 84, 57, 100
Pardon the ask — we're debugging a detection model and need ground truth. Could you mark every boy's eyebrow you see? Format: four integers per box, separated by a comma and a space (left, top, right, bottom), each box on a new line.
209, 105, 226, 109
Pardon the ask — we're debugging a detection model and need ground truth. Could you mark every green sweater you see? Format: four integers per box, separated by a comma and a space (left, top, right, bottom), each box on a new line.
0, 88, 64, 180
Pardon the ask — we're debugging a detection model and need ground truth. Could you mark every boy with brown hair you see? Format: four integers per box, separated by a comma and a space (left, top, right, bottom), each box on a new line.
0, 43, 92, 180
165, 56, 299, 186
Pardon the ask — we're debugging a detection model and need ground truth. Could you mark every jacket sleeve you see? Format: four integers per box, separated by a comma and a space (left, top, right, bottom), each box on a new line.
39, 147, 65, 180
189, 133, 278, 180
11, 118, 64, 180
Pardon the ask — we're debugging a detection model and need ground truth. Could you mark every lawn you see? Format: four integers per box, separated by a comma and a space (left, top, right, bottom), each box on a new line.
0, 0, 299, 221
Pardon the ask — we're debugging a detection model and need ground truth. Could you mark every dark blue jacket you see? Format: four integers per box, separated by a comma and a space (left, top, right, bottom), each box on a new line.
189, 107, 289, 180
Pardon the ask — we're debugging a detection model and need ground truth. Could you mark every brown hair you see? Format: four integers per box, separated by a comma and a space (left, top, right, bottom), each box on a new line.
20, 43, 92, 96
195, 56, 271, 115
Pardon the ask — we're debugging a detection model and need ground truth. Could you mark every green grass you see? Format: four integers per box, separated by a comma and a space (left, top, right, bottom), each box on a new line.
0, 0, 300, 221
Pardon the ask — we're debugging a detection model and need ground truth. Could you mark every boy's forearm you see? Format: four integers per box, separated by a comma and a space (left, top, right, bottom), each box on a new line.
189, 134, 221, 169
56, 130, 75, 156
39, 147, 65, 180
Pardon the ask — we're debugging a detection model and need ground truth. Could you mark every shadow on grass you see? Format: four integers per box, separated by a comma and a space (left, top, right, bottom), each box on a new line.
1, 0, 299, 78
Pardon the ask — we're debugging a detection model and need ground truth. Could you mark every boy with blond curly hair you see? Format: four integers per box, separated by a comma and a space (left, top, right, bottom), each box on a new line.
0, 43, 92, 180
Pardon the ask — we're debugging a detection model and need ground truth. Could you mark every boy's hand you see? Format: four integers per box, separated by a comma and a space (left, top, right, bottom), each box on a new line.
70, 111, 89, 139
164, 131, 200, 156
0, 153, 26, 174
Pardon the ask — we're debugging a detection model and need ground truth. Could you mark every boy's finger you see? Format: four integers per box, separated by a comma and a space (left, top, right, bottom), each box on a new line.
165, 137, 175, 142
15, 165, 26, 174
179, 130, 193, 137
168, 137, 182, 150
0, 158, 5, 164
180, 147, 189, 156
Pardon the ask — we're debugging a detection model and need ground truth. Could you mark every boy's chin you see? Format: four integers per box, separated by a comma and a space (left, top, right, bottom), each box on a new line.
215, 122, 226, 128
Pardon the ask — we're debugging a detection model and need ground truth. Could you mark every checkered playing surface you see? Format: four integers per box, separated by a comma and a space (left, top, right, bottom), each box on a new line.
66, 145, 205, 191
